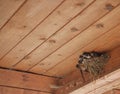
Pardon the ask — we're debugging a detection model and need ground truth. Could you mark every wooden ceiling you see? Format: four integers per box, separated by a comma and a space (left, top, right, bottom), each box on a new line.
0, 0, 120, 78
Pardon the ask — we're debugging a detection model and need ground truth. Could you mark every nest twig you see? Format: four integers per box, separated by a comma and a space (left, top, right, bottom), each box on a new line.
76, 51, 110, 78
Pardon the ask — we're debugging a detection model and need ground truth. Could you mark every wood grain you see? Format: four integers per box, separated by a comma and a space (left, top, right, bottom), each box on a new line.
0, 86, 24, 94
104, 89, 120, 94
45, 24, 120, 77
0, 86, 50, 94
30, 4, 120, 75
0, 0, 63, 59
0, 0, 94, 70
0, 68, 58, 92
0, 0, 25, 29
15, 0, 120, 71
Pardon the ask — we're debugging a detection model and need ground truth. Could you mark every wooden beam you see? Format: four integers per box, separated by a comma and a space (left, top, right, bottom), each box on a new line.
103, 84, 120, 94
70, 68, 120, 94
0, 86, 50, 94
0, 68, 59, 93
55, 47, 120, 94
103, 89, 120, 94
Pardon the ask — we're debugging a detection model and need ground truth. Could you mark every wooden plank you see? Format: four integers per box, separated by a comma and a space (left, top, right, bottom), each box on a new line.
0, 0, 95, 69
104, 84, 120, 94
45, 24, 120, 77
30, 4, 120, 74
0, 86, 24, 94
0, 68, 58, 92
13, 0, 120, 71
0, 0, 63, 59
54, 47, 120, 94
70, 69, 120, 94
104, 89, 120, 94
0, 0, 25, 29
0, 86, 50, 94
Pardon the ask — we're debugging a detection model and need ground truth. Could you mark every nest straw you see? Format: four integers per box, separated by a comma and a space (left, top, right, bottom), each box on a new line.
76, 52, 110, 78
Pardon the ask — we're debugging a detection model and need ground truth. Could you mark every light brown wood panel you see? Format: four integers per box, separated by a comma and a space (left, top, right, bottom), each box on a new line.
105, 49, 120, 73
0, 0, 63, 59
0, 86, 50, 94
0, 69, 58, 92
45, 24, 120, 77
23, 90, 50, 94
0, 0, 25, 29
0, 86, 24, 94
13, 0, 120, 71
104, 90, 120, 94
30, 5, 120, 75
25, 89, 51, 94
0, 0, 95, 69
23, 90, 39, 94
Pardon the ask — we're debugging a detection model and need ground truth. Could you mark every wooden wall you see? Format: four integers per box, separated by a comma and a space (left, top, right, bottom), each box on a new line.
0, 68, 58, 94
0, 86, 50, 94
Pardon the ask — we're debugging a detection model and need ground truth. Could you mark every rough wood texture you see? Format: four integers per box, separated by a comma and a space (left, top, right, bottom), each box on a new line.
103, 89, 120, 94
0, 0, 63, 59
0, 86, 50, 94
0, 69, 58, 93
0, 0, 25, 29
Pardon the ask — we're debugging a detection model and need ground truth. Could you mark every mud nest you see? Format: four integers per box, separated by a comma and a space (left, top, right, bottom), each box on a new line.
76, 51, 110, 77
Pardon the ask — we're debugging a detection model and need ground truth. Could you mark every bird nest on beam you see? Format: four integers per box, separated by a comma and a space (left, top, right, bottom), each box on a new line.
76, 51, 110, 78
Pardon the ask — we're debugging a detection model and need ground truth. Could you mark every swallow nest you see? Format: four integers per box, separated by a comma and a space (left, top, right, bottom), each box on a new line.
76, 51, 110, 76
